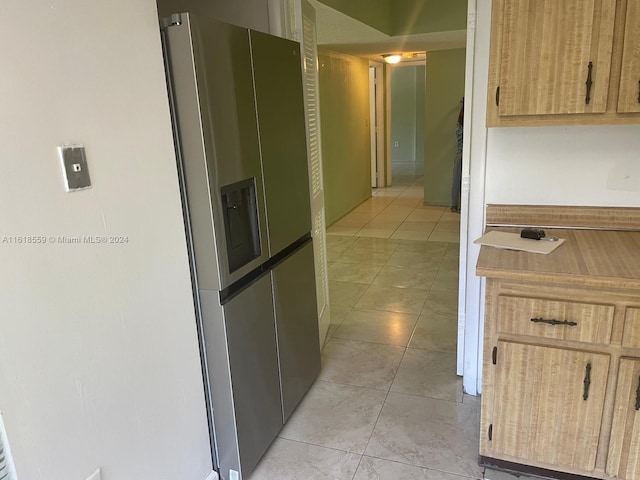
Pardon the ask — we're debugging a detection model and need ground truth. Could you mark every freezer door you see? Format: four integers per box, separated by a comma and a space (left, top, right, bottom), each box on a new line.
223, 274, 282, 478
199, 275, 282, 479
249, 30, 312, 256
164, 14, 269, 290
271, 241, 320, 421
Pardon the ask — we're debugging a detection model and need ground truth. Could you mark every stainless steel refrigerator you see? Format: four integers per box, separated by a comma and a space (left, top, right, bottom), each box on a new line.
161, 13, 321, 480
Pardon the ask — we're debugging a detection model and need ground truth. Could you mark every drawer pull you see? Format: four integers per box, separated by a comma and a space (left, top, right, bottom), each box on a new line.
583, 363, 592, 400
585, 61, 593, 105
530, 317, 577, 327
635, 375, 640, 410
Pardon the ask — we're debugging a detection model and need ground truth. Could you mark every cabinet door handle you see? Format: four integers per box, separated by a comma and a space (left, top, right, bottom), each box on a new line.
583, 363, 592, 400
585, 62, 593, 105
530, 317, 577, 326
635, 375, 640, 410
637, 80, 640, 104
495, 86, 500, 107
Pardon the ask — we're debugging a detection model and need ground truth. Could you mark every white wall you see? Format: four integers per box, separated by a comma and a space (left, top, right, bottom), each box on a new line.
462, 0, 640, 395
0, 1, 212, 479
487, 125, 640, 205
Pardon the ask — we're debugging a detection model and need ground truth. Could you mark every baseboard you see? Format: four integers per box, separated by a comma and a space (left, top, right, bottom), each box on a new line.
205, 471, 219, 480
480, 456, 599, 480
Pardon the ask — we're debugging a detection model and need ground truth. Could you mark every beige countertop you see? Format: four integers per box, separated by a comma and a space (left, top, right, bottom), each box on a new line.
476, 228, 640, 290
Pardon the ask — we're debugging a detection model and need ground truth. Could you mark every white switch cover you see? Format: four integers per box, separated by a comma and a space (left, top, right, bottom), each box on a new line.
87, 468, 102, 480
58, 144, 92, 191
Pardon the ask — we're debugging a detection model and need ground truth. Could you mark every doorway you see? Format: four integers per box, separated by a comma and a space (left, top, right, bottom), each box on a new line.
389, 63, 426, 187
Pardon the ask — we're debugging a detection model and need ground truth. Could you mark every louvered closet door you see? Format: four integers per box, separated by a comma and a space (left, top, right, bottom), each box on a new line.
0, 413, 17, 480
300, 0, 330, 346
492, 341, 609, 472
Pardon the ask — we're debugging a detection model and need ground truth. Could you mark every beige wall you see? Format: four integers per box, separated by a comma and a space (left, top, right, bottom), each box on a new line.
318, 50, 372, 225
0, 1, 211, 479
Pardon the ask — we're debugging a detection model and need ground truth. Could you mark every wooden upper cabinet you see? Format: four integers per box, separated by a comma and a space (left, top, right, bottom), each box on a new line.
617, 0, 640, 113
491, 341, 609, 472
497, 0, 616, 116
486, 0, 640, 126
606, 358, 640, 480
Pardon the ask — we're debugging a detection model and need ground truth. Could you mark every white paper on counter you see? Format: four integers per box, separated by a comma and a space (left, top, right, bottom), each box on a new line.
474, 230, 565, 255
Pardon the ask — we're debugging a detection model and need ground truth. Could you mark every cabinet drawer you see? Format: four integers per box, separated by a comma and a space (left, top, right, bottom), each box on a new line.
497, 295, 614, 344
622, 308, 640, 348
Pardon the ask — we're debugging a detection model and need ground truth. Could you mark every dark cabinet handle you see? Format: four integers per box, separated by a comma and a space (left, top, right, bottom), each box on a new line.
531, 317, 577, 326
583, 363, 592, 400
585, 62, 593, 105
637, 80, 640, 104
635, 375, 640, 410
496, 86, 500, 106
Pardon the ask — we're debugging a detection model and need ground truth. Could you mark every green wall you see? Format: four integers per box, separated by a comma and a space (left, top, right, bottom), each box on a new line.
423, 48, 466, 206
391, 0, 467, 35
318, 49, 371, 225
317, 0, 392, 34
317, 0, 466, 35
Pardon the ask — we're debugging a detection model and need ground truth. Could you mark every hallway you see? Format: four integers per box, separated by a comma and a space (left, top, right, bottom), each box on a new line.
249, 184, 483, 479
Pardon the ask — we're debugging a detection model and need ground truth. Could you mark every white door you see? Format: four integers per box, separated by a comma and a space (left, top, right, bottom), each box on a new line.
369, 66, 378, 187
273, 0, 331, 346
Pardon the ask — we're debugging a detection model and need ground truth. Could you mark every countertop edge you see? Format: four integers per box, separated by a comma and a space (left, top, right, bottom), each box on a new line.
475, 266, 640, 291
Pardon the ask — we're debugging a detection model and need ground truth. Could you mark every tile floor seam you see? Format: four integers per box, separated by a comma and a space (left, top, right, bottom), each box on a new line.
358, 455, 483, 480
272, 436, 365, 456
360, 345, 409, 458
387, 383, 464, 404
324, 336, 410, 349
252, 180, 471, 479
349, 455, 365, 480
315, 378, 391, 393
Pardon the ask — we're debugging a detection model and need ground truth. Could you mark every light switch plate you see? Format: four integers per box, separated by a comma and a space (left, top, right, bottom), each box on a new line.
58, 144, 91, 191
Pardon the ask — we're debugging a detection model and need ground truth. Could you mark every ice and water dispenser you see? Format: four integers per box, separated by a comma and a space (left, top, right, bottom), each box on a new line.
220, 178, 262, 273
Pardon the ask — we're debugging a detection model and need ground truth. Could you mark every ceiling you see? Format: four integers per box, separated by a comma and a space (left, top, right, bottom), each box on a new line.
309, 0, 466, 63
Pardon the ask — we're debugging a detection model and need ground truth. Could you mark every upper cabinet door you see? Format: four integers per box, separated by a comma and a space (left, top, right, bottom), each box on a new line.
497, 0, 616, 116
617, 0, 640, 113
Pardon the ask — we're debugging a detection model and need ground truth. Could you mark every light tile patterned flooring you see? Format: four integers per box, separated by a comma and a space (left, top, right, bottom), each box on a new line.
250, 185, 486, 480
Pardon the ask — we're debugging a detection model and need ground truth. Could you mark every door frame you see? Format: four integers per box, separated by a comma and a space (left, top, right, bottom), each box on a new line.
369, 61, 385, 188
460, 0, 488, 395
268, 0, 489, 397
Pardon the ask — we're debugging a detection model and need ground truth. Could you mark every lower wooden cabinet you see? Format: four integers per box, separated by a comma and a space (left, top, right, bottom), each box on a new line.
479, 279, 640, 479
477, 211, 640, 480
607, 358, 640, 480
491, 341, 609, 471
